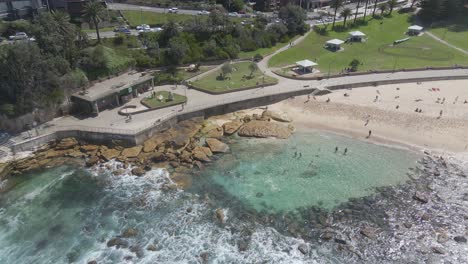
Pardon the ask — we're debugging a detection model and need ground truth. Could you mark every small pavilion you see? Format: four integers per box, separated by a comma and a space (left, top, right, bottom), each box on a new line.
325, 39, 345, 51
295, 59, 318, 73
408, 25, 423, 36
348, 31, 366, 42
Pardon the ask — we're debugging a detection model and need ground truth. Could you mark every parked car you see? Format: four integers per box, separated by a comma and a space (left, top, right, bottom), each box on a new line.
114, 26, 128, 32
168, 7, 178, 13
228, 12, 238, 17
197, 10, 210, 15
9, 32, 28, 41
136, 24, 150, 31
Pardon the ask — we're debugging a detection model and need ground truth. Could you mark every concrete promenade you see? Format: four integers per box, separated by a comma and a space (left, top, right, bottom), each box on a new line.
9, 26, 468, 151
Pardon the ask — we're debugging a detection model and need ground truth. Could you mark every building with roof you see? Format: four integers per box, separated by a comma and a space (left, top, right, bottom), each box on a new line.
348, 31, 366, 42
325, 39, 345, 51
71, 72, 154, 116
408, 25, 423, 36
295, 59, 318, 73
0, 0, 45, 19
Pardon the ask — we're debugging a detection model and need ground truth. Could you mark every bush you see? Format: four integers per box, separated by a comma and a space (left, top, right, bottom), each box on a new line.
253, 53, 263, 62
349, 59, 361, 72
0, 103, 15, 117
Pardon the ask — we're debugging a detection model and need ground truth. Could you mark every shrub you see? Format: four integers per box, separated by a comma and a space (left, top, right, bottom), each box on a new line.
253, 53, 263, 62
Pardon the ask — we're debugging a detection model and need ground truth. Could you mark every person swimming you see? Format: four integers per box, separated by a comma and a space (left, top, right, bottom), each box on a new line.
343, 148, 348, 155
335, 146, 338, 153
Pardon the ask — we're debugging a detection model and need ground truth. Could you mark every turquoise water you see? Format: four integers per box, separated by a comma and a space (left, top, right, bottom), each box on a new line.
0, 130, 426, 263
206, 131, 420, 212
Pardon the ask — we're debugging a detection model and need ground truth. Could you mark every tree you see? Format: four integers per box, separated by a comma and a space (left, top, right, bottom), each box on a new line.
379, 3, 388, 16
167, 36, 189, 65
354, 0, 362, 23
278, 4, 308, 35
372, 0, 379, 17
340, 8, 353, 27
349, 59, 360, 72
82, 0, 105, 43
388, 0, 398, 15
331, 0, 344, 30
221, 62, 233, 79
363, 0, 370, 21
248, 62, 258, 78
231, 0, 245, 12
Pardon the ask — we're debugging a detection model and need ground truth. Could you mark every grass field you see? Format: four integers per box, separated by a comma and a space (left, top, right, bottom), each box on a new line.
122, 10, 251, 27
154, 66, 215, 84
191, 62, 278, 93
238, 35, 301, 59
141, 91, 186, 109
269, 14, 468, 74
430, 20, 468, 51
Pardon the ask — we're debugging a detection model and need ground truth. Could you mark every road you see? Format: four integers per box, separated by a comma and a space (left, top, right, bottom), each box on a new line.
108, 3, 201, 16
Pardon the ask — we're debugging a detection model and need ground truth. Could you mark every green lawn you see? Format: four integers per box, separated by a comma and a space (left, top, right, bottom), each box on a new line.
122, 11, 196, 27
191, 61, 278, 93
238, 35, 301, 59
269, 14, 468, 74
122, 10, 253, 27
430, 19, 468, 51
141, 91, 186, 109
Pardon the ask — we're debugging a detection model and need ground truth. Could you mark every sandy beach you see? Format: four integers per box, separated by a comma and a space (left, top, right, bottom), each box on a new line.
268, 79, 468, 155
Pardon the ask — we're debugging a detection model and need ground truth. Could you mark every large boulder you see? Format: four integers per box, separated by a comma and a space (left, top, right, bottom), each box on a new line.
80, 145, 99, 153
206, 138, 230, 153
131, 167, 145, 176
55, 138, 78, 150
201, 123, 224, 138
223, 121, 243, 135
100, 148, 121, 161
170, 173, 193, 190
262, 110, 292, 122
193, 146, 212, 157
121, 146, 143, 159
143, 140, 158, 153
85, 156, 99, 167
237, 120, 294, 139
192, 148, 211, 162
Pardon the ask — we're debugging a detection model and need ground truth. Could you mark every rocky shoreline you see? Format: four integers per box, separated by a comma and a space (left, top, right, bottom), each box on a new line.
4, 109, 294, 190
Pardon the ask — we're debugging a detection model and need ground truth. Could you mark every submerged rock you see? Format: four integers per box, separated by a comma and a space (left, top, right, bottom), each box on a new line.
431, 246, 446, 255
237, 120, 294, 139
131, 167, 145, 176
360, 226, 376, 239
107, 237, 129, 248
215, 208, 225, 224
146, 244, 158, 251
122, 228, 138, 238
413, 192, 429, 203
454, 236, 467, 243
298, 243, 309, 255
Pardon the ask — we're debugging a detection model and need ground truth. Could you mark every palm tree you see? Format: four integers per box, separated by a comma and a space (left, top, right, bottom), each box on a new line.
388, 0, 397, 15
340, 8, 353, 27
379, 3, 388, 16
331, 0, 344, 30
372, 0, 379, 17
83, 0, 106, 43
363, 0, 370, 21
354, 0, 361, 23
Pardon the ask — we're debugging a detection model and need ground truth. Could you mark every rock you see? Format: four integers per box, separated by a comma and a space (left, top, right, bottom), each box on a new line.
360, 226, 376, 239
86, 156, 99, 167
431, 246, 446, 255
223, 121, 243, 135
201, 123, 224, 138
80, 145, 99, 152
321, 231, 333, 240
87, 261, 97, 264
413, 192, 429, 203
121, 146, 143, 159
262, 110, 292, 122
186, 207, 193, 213
169, 161, 180, 168
100, 148, 121, 161
131, 167, 145, 176
146, 244, 158, 251
192, 148, 211, 162
237, 120, 294, 139
437, 232, 449, 244
215, 208, 225, 224
403, 222, 412, 229
170, 173, 193, 190
143, 140, 158, 153
45, 149, 66, 159
334, 238, 347, 245
454, 236, 467, 243
66, 149, 85, 158
193, 146, 213, 157
421, 213, 431, 221
256, 192, 264, 198
298, 243, 308, 255
237, 240, 248, 251
130, 245, 144, 258
200, 251, 209, 263
206, 138, 230, 153
112, 169, 126, 176
122, 228, 138, 238
107, 237, 129, 248
55, 137, 78, 150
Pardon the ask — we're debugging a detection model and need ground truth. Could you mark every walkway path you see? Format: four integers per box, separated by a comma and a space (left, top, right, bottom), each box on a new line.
425, 31, 468, 56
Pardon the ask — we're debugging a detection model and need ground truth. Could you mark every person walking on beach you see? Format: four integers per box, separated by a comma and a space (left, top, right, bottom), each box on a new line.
367, 130, 372, 138
438, 110, 443, 119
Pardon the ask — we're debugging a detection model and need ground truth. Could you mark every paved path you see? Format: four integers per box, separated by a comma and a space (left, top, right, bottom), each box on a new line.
425, 31, 468, 55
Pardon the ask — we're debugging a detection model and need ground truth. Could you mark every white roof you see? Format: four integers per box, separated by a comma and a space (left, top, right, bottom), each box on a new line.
408, 25, 423, 31
349, 31, 366, 37
326, 39, 345, 45
296, 59, 318, 67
